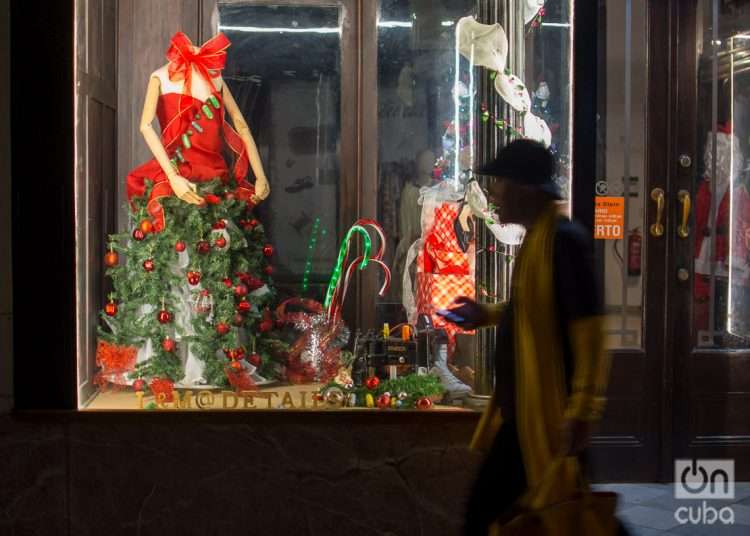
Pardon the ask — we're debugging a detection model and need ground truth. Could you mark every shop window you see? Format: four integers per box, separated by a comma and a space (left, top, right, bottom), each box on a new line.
75, 0, 573, 411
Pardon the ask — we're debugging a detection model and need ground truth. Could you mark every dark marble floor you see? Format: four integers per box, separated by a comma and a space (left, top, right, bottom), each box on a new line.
595, 483, 750, 535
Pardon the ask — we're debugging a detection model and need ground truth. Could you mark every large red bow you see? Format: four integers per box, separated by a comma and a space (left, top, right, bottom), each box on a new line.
166, 31, 230, 96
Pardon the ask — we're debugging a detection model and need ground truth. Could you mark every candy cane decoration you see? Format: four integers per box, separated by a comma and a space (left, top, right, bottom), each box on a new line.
324, 220, 391, 320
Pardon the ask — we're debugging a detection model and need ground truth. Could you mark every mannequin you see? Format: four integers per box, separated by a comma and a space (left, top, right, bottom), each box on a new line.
392, 149, 436, 297
139, 54, 270, 206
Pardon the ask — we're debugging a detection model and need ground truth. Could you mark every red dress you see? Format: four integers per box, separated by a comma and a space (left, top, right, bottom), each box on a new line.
126, 32, 256, 231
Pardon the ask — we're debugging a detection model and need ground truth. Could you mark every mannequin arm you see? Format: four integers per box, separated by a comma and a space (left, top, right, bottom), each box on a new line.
139, 76, 203, 205
222, 83, 270, 202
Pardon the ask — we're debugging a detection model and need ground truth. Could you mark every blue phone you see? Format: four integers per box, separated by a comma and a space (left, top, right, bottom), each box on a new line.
436, 309, 465, 324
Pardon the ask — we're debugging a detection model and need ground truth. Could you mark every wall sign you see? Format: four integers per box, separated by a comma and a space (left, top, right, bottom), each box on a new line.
595, 197, 625, 239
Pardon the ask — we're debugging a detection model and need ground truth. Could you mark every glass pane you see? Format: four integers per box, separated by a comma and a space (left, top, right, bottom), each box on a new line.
597, 0, 647, 349
377, 1, 574, 401
693, 0, 750, 348
79, 4, 350, 410
375, 0, 478, 401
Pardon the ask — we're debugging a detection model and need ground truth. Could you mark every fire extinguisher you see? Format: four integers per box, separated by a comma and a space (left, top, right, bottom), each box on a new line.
627, 228, 642, 276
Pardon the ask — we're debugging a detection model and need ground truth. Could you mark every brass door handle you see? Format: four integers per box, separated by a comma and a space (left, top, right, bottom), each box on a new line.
650, 188, 665, 237
677, 189, 691, 238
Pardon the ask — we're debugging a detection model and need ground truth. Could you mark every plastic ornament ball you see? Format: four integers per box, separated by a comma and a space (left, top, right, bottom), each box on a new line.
212, 220, 226, 230
214, 236, 227, 249
416, 397, 433, 410
186, 271, 201, 286
230, 360, 242, 371
259, 320, 273, 333
104, 250, 119, 267
223, 278, 233, 288
175, 240, 187, 252
247, 353, 261, 366
264, 265, 274, 276
162, 337, 176, 352
487, 245, 497, 253
237, 299, 251, 314
236, 347, 246, 359
234, 284, 248, 297
232, 313, 244, 326
133, 379, 146, 392
157, 309, 172, 324
376, 393, 391, 409
216, 322, 230, 335
143, 259, 155, 272
105, 300, 118, 317
139, 219, 154, 234
196, 240, 210, 254
263, 244, 274, 257
365, 376, 380, 390
132, 229, 145, 241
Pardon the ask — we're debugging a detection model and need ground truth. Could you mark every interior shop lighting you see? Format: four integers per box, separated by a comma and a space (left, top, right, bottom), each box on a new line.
219, 24, 341, 34
540, 22, 571, 27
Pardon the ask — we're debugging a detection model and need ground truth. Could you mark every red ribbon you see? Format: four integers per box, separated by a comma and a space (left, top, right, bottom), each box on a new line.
166, 31, 230, 97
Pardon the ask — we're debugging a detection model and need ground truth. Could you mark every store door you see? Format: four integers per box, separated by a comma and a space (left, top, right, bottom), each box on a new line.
591, 0, 750, 482
669, 0, 750, 481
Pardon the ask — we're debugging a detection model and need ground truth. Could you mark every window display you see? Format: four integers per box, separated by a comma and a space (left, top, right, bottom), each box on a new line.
76, 0, 573, 411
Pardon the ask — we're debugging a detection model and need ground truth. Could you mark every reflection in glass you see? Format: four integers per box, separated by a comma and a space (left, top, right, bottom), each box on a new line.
693, 2, 750, 345
219, 4, 342, 301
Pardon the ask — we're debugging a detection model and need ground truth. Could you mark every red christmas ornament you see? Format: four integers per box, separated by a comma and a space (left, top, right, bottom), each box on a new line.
223, 278, 233, 288
487, 245, 497, 253
162, 337, 176, 352
214, 236, 227, 249
377, 393, 391, 409
247, 353, 261, 366
139, 219, 154, 234
133, 378, 146, 392
416, 397, 433, 410
157, 309, 172, 324
223, 348, 237, 360
262, 244, 274, 257
264, 265, 274, 276
200, 289, 210, 297
196, 240, 210, 254
204, 194, 221, 205
216, 322, 230, 335
143, 259, 155, 272
212, 220, 227, 230
234, 284, 248, 297
104, 250, 119, 267
237, 299, 251, 314
232, 313, 245, 326
259, 320, 273, 333
186, 270, 201, 286
175, 240, 187, 252
132, 229, 145, 241
105, 299, 118, 317
365, 376, 380, 390
230, 360, 243, 371
236, 347, 246, 360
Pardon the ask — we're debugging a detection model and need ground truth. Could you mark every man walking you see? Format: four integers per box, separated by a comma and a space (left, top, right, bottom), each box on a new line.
445, 139, 612, 534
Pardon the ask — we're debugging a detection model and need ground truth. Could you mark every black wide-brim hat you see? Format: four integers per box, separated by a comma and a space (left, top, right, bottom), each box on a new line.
474, 139, 562, 200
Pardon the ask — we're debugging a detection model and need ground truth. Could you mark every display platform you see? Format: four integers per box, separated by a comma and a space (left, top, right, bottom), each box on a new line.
83, 383, 469, 412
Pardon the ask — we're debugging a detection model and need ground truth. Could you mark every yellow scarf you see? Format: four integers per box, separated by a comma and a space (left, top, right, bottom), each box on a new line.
471, 203, 608, 509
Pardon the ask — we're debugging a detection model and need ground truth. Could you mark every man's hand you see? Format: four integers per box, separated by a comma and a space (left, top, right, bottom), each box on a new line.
445, 296, 487, 330
169, 174, 204, 205
560, 418, 591, 456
